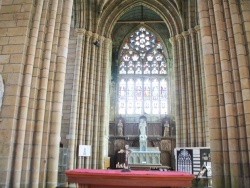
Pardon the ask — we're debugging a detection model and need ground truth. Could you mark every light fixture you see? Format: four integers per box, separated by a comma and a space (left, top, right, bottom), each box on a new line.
93, 40, 100, 47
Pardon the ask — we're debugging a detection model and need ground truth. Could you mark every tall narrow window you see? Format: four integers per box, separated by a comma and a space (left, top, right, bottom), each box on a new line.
118, 27, 168, 115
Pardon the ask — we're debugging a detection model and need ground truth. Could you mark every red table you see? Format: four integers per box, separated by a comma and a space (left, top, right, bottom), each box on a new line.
65, 168, 194, 188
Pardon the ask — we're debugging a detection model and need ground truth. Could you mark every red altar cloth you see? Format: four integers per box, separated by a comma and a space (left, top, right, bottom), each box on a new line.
65, 168, 194, 188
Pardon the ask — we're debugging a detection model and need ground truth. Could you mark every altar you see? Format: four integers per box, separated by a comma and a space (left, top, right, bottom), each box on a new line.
128, 147, 161, 165
65, 168, 195, 188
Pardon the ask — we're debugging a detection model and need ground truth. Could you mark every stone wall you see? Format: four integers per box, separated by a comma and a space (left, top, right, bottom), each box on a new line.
0, 0, 73, 187
0, 0, 33, 186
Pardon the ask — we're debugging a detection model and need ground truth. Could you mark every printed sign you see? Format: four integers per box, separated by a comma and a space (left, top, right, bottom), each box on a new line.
79, 145, 91, 156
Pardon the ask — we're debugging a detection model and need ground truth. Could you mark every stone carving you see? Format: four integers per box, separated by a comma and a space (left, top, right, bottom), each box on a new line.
139, 117, 147, 140
117, 119, 123, 136
0, 74, 4, 111
163, 119, 169, 137
139, 116, 147, 151
161, 140, 171, 151
127, 150, 161, 165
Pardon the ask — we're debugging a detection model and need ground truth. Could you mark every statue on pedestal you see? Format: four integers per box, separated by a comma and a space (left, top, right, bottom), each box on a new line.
139, 116, 147, 151
139, 117, 147, 139
163, 120, 169, 137
117, 119, 123, 136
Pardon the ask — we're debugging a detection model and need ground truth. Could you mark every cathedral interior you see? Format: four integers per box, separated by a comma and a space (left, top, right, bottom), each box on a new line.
0, 0, 250, 187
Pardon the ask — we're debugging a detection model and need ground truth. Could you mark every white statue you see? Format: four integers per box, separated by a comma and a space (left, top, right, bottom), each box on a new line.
139, 117, 147, 141
139, 118, 147, 136
117, 119, 123, 136
0, 74, 4, 110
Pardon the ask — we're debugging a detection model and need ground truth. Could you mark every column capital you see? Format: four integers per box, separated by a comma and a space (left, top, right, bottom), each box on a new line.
75, 28, 86, 35
182, 31, 190, 37
175, 34, 183, 41
194, 25, 200, 32
188, 28, 195, 33
169, 36, 176, 44
103, 38, 112, 45
85, 31, 93, 38
99, 36, 106, 42
188, 28, 196, 36
92, 33, 99, 40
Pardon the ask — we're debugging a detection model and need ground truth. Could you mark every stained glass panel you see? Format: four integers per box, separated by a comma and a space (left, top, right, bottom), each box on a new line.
118, 27, 168, 115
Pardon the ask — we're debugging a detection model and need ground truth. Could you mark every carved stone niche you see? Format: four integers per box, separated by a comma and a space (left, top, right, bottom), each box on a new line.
160, 138, 176, 167
160, 139, 172, 151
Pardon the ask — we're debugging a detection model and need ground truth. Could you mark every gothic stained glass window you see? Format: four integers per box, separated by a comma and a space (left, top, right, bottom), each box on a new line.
118, 27, 168, 115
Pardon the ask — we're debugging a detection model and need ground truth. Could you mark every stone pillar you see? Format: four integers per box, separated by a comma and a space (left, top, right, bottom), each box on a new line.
84, 33, 98, 168
46, 0, 73, 186
212, 1, 242, 187
195, 25, 209, 146
11, 0, 44, 186
92, 36, 104, 169
88, 33, 99, 168
176, 34, 187, 147
30, 0, 59, 187
68, 28, 85, 170
99, 38, 112, 169
229, 0, 250, 187
197, 0, 224, 187
183, 31, 195, 146
190, 28, 204, 147
169, 37, 180, 146
82, 31, 93, 168
78, 31, 91, 168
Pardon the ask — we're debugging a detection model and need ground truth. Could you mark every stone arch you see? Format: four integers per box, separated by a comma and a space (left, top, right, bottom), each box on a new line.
97, 0, 183, 38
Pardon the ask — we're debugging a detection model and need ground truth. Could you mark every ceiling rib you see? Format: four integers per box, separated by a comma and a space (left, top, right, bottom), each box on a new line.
116, 20, 165, 24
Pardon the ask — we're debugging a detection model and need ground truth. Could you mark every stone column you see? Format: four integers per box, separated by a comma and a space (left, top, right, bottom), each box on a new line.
176, 34, 187, 147
183, 31, 195, 146
229, 0, 250, 187
214, 1, 242, 187
190, 28, 204, 146
84, 33, 98, 168
195, 25, 209, 146
12, 0, 44, 186
99, 38, 112, 169
169, 37, 179, 146
30, 0, 59, 187
92, 36, 103, 169
89, 33, 99, 168
197, 0, 223, 187
46, 0, 73, 186
82, 30, 92, 168
68, 28, 85, 170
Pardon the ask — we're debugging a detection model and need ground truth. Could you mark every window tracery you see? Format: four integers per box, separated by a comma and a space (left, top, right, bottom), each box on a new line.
118, 27, 168, 115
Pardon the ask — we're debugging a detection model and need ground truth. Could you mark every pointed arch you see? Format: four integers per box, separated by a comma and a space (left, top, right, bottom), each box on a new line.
97, 0, 183, 37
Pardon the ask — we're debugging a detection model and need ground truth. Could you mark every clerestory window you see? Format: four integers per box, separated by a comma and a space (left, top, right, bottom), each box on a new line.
118, 27, 168, 115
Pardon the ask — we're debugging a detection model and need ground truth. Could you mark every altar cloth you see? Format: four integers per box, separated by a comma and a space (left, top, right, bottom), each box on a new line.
65, 168, 194, 188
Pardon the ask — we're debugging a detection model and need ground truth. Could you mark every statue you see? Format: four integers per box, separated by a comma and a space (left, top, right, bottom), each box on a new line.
139, 118, 146, 136
0, 74, 4, 111
163, 120, 169, 137
117, 119, 123, 136
139, 117, 147, 141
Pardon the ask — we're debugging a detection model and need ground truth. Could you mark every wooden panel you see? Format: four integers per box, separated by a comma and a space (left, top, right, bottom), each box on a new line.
153, 123, 163, 136
109, 123, 115, 136
125, 123, 138, 136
